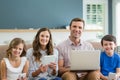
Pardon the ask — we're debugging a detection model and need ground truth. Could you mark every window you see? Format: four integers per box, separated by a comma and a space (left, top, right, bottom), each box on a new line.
116, 3, 120, 45
85, 4, 104, 30
83, 0, 108, 39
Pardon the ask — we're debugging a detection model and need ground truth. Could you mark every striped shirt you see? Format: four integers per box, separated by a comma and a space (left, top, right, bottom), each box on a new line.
56, 38, 94, 68
26, 48, 59, 80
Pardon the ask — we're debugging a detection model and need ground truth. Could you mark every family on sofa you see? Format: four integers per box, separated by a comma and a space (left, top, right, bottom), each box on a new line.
1, 18, 120, 80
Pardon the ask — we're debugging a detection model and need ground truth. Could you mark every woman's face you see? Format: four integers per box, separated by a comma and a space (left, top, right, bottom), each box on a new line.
39, 31, 50, 48
11, 43, 24, 57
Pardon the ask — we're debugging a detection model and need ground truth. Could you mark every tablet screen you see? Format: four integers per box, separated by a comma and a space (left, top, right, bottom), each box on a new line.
42, 55, 56, 65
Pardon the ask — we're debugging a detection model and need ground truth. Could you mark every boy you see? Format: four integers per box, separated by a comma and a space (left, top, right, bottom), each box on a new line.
100, 34, 120, 80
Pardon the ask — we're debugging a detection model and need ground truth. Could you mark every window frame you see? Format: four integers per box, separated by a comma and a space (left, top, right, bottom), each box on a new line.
83, 0, 108, 35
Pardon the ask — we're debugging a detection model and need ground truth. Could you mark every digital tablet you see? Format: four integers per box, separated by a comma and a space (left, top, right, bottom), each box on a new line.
42, 55, 56, 65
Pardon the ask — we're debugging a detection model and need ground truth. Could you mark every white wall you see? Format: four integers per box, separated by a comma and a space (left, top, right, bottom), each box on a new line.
113, 0, 120, 46
0, 30, 100, 45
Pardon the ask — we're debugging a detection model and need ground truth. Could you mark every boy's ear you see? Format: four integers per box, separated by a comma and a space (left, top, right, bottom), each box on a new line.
115, 43, 117, 47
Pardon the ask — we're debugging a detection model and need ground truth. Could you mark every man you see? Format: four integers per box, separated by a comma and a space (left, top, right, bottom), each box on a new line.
56, 18, 100, 80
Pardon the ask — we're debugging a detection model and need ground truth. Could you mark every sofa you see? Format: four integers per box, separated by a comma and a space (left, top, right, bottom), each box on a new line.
0, 42, 102, 79
0, 44, 32, 61
0, 42, 102, 61
1, 42, 120, 80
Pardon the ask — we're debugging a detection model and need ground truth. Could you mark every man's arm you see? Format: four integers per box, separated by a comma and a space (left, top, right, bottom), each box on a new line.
58, 59, 70, 75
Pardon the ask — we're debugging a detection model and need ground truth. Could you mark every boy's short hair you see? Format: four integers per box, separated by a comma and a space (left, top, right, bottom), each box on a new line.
101, 34, 116, 46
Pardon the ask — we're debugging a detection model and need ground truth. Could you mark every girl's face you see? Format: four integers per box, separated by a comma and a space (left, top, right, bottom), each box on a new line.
102, 40, 117, 54
39, 31, 50, 48
11, 43, 24, 57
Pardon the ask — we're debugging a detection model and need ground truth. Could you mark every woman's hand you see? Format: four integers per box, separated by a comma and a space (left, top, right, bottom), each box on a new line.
48, 62, 56, 70
32, 64, 48, 77
38, 64, 48, 73
48, 62, 57, 75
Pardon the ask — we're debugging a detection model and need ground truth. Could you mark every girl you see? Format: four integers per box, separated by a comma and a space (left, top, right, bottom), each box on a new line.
0, 38, 29, 80
26, 28, 61, 80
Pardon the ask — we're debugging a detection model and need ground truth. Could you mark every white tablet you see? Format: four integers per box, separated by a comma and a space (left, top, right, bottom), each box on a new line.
42, 55, 56, 65
108, 72, 117, 80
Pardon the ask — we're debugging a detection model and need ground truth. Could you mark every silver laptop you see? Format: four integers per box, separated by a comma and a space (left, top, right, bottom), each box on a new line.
70, 50, 100, 71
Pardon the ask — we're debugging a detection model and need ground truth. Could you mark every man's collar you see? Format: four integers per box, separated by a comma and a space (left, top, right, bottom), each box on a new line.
68, 37, 82, 46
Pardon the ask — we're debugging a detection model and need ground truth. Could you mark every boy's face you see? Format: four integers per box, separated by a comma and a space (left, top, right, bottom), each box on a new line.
102, 40, 117, 54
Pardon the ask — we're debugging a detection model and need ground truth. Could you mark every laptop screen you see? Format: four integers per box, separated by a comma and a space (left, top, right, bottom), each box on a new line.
70, 50, 100, 71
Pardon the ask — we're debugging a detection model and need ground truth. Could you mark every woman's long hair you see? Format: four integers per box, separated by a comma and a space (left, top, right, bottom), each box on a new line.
32, 28, 53, 62
6, 38, 26, 58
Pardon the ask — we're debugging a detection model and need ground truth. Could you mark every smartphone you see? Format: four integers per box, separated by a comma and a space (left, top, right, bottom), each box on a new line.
18, 73, 26, 80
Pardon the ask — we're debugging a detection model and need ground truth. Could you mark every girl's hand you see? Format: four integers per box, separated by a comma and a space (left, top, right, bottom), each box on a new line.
17, 73, 27, 80
17, 77, 27, 80
21, 77, 27, 80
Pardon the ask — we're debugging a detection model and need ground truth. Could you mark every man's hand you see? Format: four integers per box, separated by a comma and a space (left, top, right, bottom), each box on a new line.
77, 72, 88, 77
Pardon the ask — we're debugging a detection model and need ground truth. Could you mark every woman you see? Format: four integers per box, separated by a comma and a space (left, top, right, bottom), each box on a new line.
26, 28, 61, 80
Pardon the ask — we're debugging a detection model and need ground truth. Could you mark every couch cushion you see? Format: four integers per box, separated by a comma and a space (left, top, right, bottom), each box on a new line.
0, 45, 8, 61
0, 44, 32, 61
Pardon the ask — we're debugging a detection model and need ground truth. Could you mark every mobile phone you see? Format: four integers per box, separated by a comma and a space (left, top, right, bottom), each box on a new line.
18, 73, 26, 80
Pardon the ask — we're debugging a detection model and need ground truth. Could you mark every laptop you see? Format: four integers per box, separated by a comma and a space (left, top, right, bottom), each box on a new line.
70, 50, 100, 71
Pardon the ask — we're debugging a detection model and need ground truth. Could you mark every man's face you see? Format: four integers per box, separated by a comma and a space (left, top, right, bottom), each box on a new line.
70, 21, 84, 39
